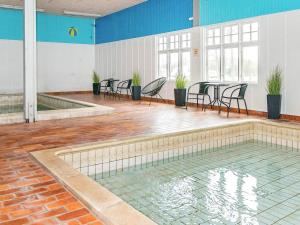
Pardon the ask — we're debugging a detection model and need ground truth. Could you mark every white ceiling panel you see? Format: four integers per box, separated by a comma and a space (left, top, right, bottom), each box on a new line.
0, 0, 146, 17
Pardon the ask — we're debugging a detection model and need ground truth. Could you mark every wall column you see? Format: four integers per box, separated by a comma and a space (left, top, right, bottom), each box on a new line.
23, 0, 37, 123
193, 0, 200, 27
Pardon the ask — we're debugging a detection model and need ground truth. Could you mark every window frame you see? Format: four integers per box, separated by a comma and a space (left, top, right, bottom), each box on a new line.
204, 21, 259, 84
157, 32, 192, 81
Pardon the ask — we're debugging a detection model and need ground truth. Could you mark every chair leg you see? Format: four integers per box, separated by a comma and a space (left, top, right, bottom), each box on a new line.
202, 96, 205, 111
227, 99, 232, 118
186, 95, 189, 110
243, 99, 249, 115
209, 95, 212, 109
197, 97, 199, 108
149, 96, 153, 106
237, 99, 240, 113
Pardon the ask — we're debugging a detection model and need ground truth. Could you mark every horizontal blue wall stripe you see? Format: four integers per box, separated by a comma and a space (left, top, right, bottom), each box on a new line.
201, 0, 300, 26
0, 8, 94, 44
95, 0, 193, 44
37, 13, 94, 44
0, 8, 23, 40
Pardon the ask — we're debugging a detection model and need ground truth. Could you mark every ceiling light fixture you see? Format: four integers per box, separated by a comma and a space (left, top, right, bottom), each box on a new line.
0, 4, 44, 12
63, 10, 101, 18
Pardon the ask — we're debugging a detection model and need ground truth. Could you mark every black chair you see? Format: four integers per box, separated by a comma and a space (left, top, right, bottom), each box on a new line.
142, 77, 167, 105
219, 83, 249, 117
186, 82, 212, 110
115, 79, 132, 99
98, 78, 112, 96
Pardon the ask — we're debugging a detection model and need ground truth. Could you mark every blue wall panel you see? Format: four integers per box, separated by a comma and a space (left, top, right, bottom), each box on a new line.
201, 0, 300, 26
0, 8, 23, 40
0, 8, 94, 44
95, 0, 193, 44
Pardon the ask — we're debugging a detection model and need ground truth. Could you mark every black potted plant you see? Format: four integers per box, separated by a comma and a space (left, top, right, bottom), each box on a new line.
92, 71, 100, 95
131, 72, 141, 100
266, 66, 282, 119
174, 74, 187, 107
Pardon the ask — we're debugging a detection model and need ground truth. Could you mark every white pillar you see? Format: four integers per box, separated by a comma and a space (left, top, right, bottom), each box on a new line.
193, 0, 200, 27
23, 0, 37, 123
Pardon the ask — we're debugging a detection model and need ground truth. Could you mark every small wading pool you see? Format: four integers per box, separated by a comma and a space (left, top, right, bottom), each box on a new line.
0, 104, 55, 114
0, 94, 114, 124
32, 120, 300, 225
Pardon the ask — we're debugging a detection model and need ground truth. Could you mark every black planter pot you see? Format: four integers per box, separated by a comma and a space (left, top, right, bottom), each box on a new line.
174, 89, 187, 107
267, 95, 281, 119
131, 86, 141, 100
93, 83, 99, 95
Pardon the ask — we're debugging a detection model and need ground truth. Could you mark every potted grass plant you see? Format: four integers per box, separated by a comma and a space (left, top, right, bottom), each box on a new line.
92, 71, 100, 95
131, 72, 141, 100
174, 74, 187, 107
267, 66, 282, 119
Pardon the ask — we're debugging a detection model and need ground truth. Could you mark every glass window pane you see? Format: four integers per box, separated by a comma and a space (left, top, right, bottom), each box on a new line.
242, 46, 258, 82
170, 52, 179, 80
224, 48, 239, 82
232, 25, 238, 34
208, 30, 214, 37
251, 22, 258, 32
207, 49, 221, 81
243, 24, 251, 33
224, 36, 231, 44
243, 33, 251, 42
215, 28, 220, 36
170, 43, 174, 50
159, 53, 168, 77
251, 32, 258, 41
215, 37, 220, 45
208, 38, 213, 46
182, 51, 191, 79
232, 34, 239, 43
224, 27, 231, 35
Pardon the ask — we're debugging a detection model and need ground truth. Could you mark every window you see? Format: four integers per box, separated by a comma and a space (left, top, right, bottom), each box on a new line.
207, 28, 221, 46
242, 22, 258, 42
205, 22, 259, 83
157, 33, 191, 80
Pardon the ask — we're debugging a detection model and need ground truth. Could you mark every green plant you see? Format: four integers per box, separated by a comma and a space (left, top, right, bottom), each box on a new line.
92, 71, 100, 83
175, 74, 187, 89
267, 66, 282, 95
132, 72, 141, 86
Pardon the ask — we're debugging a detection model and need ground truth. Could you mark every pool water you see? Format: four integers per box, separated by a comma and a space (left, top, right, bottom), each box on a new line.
0, 104, 54, 114
97, 142, 300, 225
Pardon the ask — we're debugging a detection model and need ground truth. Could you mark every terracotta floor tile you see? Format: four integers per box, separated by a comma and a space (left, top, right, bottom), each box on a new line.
0, 93, 279, 225
78, 214, 97, 224
32, 207, 66, 220
0, 217, 29, 225
57, 208, 89, 221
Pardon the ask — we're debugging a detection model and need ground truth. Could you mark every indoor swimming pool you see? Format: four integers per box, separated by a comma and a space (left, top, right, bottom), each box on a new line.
97, 141, 300, 225
33, 120, 300, 225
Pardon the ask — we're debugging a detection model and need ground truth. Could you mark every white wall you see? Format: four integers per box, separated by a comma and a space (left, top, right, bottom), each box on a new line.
0, 40, 23, 93
95, 9, 300, 116
0, 40, 95, 93
95, 27, 202, 100
37, 42, 95, 92
239, 9, 300, 115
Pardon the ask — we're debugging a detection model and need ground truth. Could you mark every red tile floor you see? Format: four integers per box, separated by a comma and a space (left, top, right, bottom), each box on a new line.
0, 94, 260, 224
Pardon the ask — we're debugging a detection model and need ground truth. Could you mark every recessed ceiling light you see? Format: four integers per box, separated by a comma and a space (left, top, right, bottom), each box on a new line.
0, 4, 44, 12
63, 10, 101, 18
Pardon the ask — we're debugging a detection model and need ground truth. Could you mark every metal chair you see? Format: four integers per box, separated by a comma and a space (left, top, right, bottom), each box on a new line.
98, 78, 112, 97
115, 79, 132, 99
219, 83, 249, 117
142, 77, 167, 105
186, 82, 212, 110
